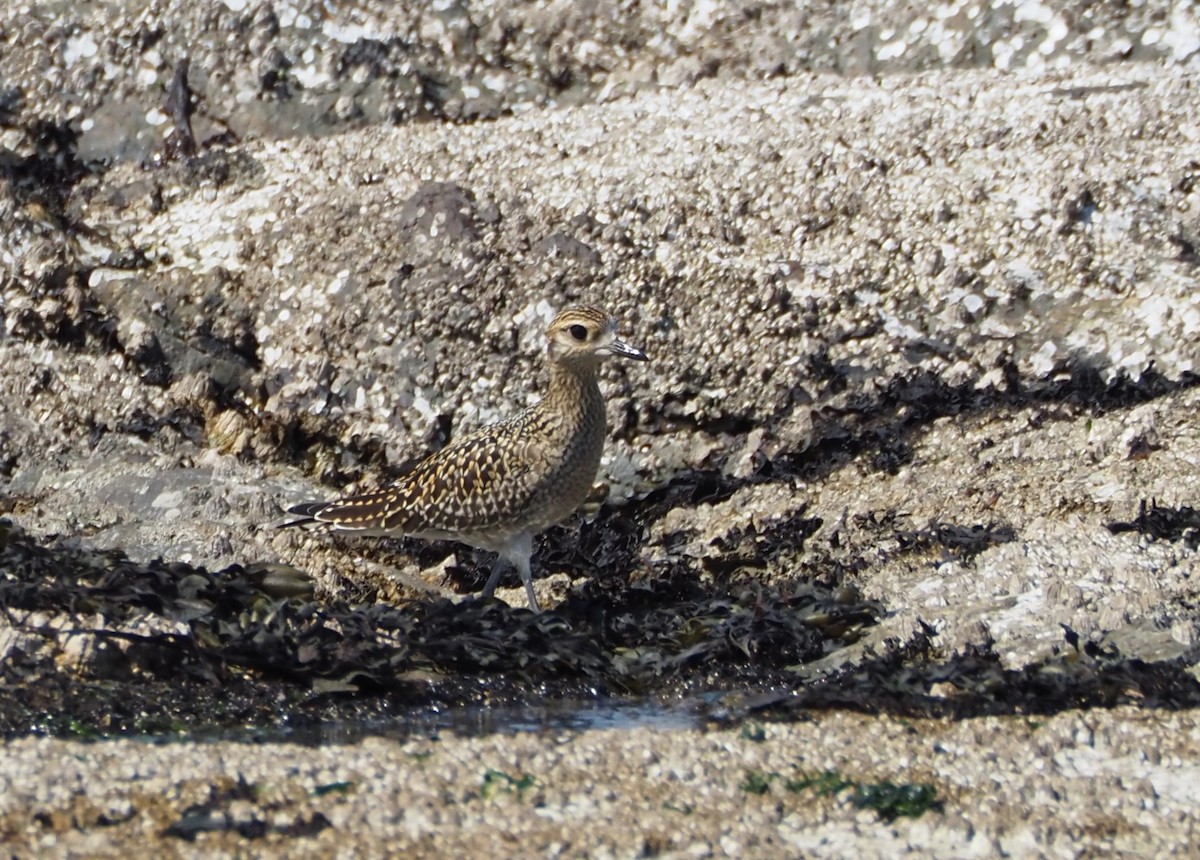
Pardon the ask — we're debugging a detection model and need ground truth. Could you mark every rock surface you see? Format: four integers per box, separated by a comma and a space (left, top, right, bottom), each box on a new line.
6, 55, 1199, 663
3, 707, 1199, 857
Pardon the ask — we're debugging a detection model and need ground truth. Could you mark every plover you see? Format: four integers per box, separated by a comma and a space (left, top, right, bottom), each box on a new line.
284, 306, 648, 611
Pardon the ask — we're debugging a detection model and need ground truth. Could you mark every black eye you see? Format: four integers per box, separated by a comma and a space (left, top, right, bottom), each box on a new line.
568, 324, 588, 341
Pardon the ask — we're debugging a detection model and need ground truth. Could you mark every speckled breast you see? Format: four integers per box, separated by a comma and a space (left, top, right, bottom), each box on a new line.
520, 399, 607, 534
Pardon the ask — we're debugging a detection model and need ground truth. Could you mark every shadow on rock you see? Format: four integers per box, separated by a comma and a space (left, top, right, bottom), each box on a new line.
738, 624, 1200, 722
0, 518, 875, 736
3, 511, 1197, 739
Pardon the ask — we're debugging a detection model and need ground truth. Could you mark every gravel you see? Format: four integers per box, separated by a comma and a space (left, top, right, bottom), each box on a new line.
2, 706, 1196, 857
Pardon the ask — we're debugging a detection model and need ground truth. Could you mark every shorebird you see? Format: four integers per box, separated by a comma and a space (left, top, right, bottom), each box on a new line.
284, 306, 647, 611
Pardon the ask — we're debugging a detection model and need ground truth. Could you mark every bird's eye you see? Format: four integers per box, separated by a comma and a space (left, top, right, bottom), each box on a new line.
568, 324, 588, 341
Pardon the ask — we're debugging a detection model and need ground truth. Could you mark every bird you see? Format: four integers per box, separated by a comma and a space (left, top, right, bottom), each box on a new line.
283, 305, 648, 611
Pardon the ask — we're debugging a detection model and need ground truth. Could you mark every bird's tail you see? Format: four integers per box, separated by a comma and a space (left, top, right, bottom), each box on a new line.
277, 500, 329, 528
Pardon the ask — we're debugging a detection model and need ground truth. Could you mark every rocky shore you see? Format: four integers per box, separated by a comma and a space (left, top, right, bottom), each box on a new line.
3, 0, 1200, 855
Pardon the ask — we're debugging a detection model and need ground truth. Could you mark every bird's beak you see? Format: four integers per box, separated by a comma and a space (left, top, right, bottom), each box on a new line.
600, 337, 649, 362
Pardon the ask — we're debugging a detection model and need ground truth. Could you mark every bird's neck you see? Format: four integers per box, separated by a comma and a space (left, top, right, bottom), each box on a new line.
545, 359, 605, 425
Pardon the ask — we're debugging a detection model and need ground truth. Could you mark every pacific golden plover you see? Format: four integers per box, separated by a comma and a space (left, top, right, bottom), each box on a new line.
284, 306, 648, 611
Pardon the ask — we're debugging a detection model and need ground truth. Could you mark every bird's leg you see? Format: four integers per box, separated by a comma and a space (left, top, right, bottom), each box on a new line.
513, 552, 541, 613
481, 556, 508, 598
489, 533, 539, 611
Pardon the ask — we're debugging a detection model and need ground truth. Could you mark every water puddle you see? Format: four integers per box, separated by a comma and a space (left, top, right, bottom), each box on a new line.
140, 694, 723, 747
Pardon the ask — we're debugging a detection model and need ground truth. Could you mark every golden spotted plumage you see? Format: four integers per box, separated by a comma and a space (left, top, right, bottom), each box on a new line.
284, 306, 647, 610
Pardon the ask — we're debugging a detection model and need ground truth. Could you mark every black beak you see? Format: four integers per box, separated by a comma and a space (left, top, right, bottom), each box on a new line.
601, 337, 649, 362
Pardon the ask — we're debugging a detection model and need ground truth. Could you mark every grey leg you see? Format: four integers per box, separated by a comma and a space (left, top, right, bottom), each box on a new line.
512, 552, 541, 613
492, 533, 539, 611
481, 556, 508, 598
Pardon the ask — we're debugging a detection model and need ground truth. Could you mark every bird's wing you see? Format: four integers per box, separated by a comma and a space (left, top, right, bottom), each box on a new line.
287, 412, 558, 535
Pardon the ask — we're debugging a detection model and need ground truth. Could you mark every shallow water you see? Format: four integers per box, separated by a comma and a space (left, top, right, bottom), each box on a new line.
144, 695, 718, 747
